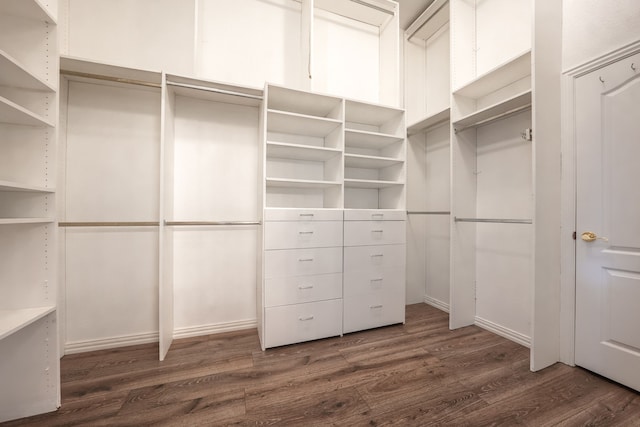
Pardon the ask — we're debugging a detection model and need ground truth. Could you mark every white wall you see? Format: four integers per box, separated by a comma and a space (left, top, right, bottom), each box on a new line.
563, 0, 640, 70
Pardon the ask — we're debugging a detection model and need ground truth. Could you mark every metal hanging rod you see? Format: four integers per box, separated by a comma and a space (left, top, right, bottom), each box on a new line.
164, 221, 261, 226
454, 217, 532, 225
454, 104, 532, 134
59, 221, 160, 227
166, 81, 263, 101
407, 211, 450, 215
61, 70, 161, 88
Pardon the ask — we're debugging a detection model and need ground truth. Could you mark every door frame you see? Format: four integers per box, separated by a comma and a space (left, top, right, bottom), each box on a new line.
560, 39, 640, 367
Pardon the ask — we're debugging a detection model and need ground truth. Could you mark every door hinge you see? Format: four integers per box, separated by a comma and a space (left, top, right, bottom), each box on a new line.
572, 231, 577, 240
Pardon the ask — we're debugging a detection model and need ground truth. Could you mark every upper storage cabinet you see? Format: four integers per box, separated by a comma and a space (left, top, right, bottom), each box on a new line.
309, 0, 400, 106
61, 0, 401, 107
451, 0, 531, 124
404, 0, 450, 132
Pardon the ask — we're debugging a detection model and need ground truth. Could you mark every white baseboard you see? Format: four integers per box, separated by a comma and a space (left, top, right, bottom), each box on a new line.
64, 331, 159, 355
173, 319, 257, 340
64, 319, 258, 355
424, 295, 450, 313
474, 316, 531, 348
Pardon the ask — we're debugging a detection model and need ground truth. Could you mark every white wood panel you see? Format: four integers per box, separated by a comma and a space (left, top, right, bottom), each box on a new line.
65, 81, 160, 221
66, 0, 194, 75
264, 299, 342, 348
264, 208, 342, 222
173, 228, 257, 330
343, 290, 404, 333
197, 0, 301, 89
172, 96, 259, 221
343, 209, 405, 221
343, 267, 405, 297
64, 229, 159, 345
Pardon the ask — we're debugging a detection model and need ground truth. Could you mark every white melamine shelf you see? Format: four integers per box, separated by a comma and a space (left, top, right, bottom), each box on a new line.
0, 306, 55, 341
266, 178, 342, 189
62, 56, 163, 87
315, 0, 396, 27
266, 142, 341, 162
344, 154, 402, 169
406, 0, 449, 41
407, 107, 451, 135
0, 218, 53, 225
267, 110, 342, 137
0, 0, 56, 23
453, 50, 531, 99
0, 49, 55, 92
0, 180, 54, 193
346, 101, 403, 127
345, 129, 403, 149
453, 90, 531, 132
344, 179, 403, 189
267, 85, 342, 118
167, 74, 262, 107
0, 95, 53, 127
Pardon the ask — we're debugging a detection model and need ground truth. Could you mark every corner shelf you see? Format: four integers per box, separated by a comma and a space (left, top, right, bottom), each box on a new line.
453, 90, 531, 132
0, 306, 56, 341
0, 95, 54, 127
453, 50, 531, 99
0, 49, 55, 92
407, 107, 451, 135
0, 0, 56, 23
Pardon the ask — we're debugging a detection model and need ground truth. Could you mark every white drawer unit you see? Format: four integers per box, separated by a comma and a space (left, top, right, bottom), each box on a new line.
264, 221, 343, 250
265, 273, 343, 307
264, 247, 343, 278
343, 220, 406, 247
264, 299, 343, 348
264, 208, 343, 222
343, 267, 405, 298
343, 209, 406, 221
343, 291, 405, 334
344, 244, 406, 272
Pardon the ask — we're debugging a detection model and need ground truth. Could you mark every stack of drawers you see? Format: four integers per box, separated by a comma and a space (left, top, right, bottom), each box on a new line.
343, 210, 406, 333
262, 209, 343, 348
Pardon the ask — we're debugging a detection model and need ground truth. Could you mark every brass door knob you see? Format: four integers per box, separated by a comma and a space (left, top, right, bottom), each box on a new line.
581, 231, 608, 242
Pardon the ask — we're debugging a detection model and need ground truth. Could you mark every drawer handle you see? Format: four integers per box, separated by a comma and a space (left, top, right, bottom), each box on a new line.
372, 213, 384, 219
298, 258, 314, 262
299, 213, 314, 217
371, 254, 384, 258
370, 278, 383, 283
369, 304, 383, 309
371, 229, 384, 233
298, 284, 314, 290
298, 315, 315, 321
298, 231, 314, 235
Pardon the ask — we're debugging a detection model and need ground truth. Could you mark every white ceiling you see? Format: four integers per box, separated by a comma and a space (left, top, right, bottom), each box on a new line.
396, 0, 435, 29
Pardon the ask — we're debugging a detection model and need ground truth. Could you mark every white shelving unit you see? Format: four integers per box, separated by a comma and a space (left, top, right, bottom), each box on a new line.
258, 83, 406, 349
404, 0, 452, 308
0, 0, 60, 421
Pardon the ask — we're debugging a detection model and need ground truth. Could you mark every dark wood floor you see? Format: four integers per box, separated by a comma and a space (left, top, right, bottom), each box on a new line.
4, 304, 640, 426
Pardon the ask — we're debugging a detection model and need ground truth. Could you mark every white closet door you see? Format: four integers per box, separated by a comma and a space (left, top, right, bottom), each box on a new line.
64, 81, 160, 351
171, 96, 259, 335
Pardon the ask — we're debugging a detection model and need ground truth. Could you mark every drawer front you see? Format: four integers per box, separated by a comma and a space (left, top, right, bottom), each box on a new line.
265, 208, 343, 222
264, 299, 343, 348
344, 244, 406, 273
265, 273, 342, 307
343, 267, 405, 298
343, 292, 405, 334
264, 221, 343, 250
264, 247, 342, 278
343, 209, 406, 221
344, 220, 406, 246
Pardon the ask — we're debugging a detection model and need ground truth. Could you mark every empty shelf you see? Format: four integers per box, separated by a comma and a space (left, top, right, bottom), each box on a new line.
0, 306, 56, 341
267, 110, 342, 137
345, 129, 403, 149
407, 108, 450, 135
0, 49, 55, 92
344, 179, 403, 189
266, 178, 341, 189
0, 95, 53, 127
453, 91, 531, 132
266, 142, 341, 162
344, 154, 403, 169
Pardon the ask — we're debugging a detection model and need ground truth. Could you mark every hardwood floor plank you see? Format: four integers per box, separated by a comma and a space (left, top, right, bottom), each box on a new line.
4, 303, 639, 426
